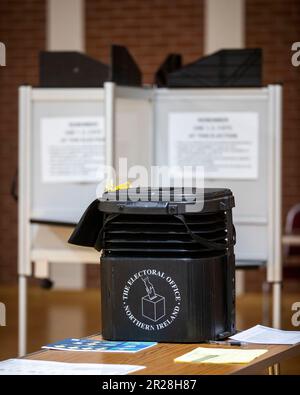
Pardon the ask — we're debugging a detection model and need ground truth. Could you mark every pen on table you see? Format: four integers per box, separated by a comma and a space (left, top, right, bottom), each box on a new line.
205, 340, 248, 347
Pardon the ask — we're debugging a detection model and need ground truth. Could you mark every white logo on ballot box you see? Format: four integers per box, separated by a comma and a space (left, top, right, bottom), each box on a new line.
122, 269, 181, 331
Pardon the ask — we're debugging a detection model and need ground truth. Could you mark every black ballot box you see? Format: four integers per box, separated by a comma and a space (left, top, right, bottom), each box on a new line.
69, 188, 236, 342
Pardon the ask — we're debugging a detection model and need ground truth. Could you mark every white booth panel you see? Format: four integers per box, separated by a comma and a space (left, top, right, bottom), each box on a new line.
234, 225, 268, 261
154, 87, 279, 264
30, 90, 105, 223
154, 88, 269, 220
114, 87, 153, 184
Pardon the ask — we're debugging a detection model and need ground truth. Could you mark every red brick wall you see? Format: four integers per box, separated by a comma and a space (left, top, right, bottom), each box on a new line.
86, 0, 204, 84
0, 0, 46, 284
246, 0, 300, 223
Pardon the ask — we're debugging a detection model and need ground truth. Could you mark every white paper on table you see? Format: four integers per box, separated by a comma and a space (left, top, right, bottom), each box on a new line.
230, 325, 300, 345
41, 116, 105, 184
0, 359, 145, 375
168, 112, 259, 180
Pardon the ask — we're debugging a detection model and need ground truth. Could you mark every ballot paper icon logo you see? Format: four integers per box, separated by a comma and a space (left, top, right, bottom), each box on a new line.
141, 276, 166, 322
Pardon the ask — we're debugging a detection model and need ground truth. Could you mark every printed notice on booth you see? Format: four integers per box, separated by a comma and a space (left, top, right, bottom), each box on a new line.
168, 112, 259, 179
41, 117, 105, 183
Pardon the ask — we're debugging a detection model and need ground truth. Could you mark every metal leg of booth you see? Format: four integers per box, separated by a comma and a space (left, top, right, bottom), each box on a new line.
272, 282, 282, 329
262, 281, 271, 326
18, 274, 27, 357
274, 363, 281, 375
268, 363, 281, 375
268, 365, 275, 375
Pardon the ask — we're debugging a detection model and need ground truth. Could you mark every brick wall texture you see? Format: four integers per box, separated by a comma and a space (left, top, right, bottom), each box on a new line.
0, 0, 300, 287
0, 0, 46, 283
86, 0, 204, 84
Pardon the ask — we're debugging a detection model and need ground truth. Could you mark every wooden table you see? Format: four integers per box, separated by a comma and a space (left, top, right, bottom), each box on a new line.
24, 335, 300, 375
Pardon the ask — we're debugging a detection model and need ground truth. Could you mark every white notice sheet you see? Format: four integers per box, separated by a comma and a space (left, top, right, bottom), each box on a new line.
0, 359, 145, 375
41, 116, 105, 183
230, 325, 300, 345
168, 112, 259, 180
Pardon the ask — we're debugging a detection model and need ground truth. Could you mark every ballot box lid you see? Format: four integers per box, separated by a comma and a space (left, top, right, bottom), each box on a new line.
99, 187, 235, 214
69, 188, 235, 251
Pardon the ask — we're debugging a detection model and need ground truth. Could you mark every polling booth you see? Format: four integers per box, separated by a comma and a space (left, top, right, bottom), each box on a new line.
18, 82, 154, 356
18, 82, 153, 355
153, 85, 282, 330
17, 44, 155, 355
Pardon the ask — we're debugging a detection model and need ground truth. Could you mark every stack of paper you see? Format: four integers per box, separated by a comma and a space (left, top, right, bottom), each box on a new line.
0, 359, 145, 375
175, 347, 267, 364
230, 325, 300, 345
42, 338, 157, 353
